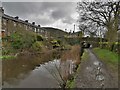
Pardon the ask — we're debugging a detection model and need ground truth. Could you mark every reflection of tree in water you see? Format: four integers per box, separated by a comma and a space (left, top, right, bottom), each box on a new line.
2, 50, 60, 85
44, 59, 76, 89
45, 45, 81, 89
2, 55, 36, 85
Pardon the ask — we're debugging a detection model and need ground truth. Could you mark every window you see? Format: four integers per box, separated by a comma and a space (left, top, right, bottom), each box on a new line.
24, 25, 28, 30
3, 19, 7, 26
19, 23, 22, 27
35, 28, 37, 32
38, 29, 40, 33
13, 21, 17, 27
41, 30, 43, 33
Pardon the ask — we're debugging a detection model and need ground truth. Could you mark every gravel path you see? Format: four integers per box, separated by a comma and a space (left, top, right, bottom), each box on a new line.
74, 49, 118, 88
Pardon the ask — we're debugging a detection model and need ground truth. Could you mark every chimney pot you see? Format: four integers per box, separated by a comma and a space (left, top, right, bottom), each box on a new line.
32, 22, 35, 25
38, 25, 40, 27
15, 16, 19, 19
0, 7, 4, 14
25, 20, 28, 22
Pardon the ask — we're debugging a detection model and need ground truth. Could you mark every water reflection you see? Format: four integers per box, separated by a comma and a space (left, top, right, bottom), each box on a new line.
2, 50, 61, 88
2, 47, 80, 88
3, 59, 60, 88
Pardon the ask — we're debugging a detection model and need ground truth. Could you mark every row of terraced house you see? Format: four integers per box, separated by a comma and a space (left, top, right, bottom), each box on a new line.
0, 7, 49, 38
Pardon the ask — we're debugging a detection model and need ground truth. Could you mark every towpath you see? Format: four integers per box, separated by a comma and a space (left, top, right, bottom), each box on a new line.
74, 49, 118, 88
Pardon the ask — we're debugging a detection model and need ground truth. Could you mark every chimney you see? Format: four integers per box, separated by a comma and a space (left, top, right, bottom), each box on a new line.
38, 25, 40, 27
0, 7, 4, 16
25, 20, 28, 23
32, 22, 35, 25
15, 16, 19, 19
1, 7, 4, 13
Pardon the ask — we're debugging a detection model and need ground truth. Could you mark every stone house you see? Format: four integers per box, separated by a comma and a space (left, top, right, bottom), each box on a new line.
0, 7, 47, 38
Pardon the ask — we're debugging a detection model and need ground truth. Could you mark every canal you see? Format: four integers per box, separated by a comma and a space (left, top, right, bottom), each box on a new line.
2, 47, 80, 88
3, 59, 60, 88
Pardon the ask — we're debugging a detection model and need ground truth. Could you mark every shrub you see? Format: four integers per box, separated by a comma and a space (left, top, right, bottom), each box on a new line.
11, 33, 24, 49
99, 42, 120, 53
10, 31, 36, 50
50, 39, 61, 48
37, 35, 43, 41
32, 41, 43, 51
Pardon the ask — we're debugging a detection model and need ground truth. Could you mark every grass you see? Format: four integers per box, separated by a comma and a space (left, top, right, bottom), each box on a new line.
0, 55, 15, 60
82, 49, 89, 61
93, 48, 119, 71
66, 78, 75, 88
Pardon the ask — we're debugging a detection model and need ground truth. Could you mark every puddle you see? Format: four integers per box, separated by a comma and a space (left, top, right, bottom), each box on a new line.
86, 67, 93, 71
93, 61, 100, 66
96, 75, 105, 81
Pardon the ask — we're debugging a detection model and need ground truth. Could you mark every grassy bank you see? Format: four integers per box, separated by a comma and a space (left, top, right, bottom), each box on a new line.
93, 48, 119, 71
0, 55, 15, 60
82, 49, 89, 61
66, 49, 89, 88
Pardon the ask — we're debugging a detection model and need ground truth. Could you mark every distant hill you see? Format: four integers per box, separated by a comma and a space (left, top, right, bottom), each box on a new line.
42, 27, 69, 38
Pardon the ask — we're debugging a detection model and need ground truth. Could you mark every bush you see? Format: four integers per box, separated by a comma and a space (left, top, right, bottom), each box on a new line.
32, 41, 43, 51
50, 39, 61, 48
37, 35, 43, 41
99, 42, 120, 53
2, 49, 10, 55
11, 33, 24, 49
10, 31, 36, 50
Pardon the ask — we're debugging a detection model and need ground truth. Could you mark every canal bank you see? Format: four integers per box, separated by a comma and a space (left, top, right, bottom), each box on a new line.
66, 49, 88, 88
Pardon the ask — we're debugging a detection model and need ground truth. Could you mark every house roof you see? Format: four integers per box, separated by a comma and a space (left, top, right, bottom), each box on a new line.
2, 14, 42, 29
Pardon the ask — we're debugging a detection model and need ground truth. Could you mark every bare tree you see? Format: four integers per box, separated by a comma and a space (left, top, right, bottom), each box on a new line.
44, 60, 73, 89
77, 1, 120, 50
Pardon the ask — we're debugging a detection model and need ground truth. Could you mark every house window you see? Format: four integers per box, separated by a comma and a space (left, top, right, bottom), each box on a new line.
30, 27, 32, 30
38, 29, 40, 33
19, 23, 22, 27
41, 30, 43, 33
3, 19, 7, 26
13, 21, 17, 27
32, 27, 35, 32
35, 28, 37, 32
24, 25, 28, 30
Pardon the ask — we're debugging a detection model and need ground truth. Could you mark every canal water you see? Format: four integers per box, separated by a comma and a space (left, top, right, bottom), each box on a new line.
3, 59, 60, 88
2, 50, 75, 88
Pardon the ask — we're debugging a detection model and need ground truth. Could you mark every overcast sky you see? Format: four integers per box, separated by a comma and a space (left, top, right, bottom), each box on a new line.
2, 2, 79, 32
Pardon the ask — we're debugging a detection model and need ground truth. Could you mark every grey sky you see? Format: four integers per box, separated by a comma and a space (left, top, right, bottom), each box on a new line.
2, 2, 79, 32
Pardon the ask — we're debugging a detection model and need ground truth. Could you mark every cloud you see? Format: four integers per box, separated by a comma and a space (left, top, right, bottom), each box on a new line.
2, 2, 79, 31
63, 16, 75, 24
